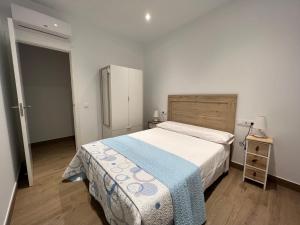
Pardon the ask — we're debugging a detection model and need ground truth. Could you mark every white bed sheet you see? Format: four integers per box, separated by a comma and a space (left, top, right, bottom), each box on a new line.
130, 127, 229, 189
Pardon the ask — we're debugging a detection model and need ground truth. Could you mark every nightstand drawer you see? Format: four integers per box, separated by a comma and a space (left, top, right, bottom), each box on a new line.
245, 166, 266, 183
246, 153, 267, 170
248, 141, 269, 157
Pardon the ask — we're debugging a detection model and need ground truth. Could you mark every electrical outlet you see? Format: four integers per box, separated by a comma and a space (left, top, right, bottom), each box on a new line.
237, 119, 254, 127
161, 111, 167, 121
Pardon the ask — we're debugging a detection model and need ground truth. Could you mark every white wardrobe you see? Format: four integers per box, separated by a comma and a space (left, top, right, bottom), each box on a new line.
101, 65, 143, 138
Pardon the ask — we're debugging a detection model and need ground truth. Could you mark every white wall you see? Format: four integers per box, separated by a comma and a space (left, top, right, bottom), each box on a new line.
0, 0, 144, 148
0, 16, 20, 225
144, 0, 300, 184
70, 17, 144, 146
19, 43, 74, 143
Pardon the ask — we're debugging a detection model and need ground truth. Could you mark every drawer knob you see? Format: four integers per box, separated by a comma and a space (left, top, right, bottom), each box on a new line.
253, 172, 257, 177
255, 146, 260, 151
252, 159, 258, 163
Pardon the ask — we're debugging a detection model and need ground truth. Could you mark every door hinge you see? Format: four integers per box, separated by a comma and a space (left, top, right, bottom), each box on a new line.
19, 103, 24, 116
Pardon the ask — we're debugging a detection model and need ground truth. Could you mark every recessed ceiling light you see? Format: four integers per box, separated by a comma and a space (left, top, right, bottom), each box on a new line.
54, 23, 58, 27
145, 13, 151, 22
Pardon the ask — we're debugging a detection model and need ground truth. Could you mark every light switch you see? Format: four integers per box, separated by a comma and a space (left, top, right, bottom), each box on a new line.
83, 102, 89, 109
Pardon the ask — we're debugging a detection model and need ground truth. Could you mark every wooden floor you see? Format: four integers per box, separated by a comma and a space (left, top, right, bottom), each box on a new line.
10, 139, 300, 225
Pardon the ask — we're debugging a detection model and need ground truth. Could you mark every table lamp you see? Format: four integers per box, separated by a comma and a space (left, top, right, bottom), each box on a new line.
153, 110, 159, 122
253, 116, 267, 138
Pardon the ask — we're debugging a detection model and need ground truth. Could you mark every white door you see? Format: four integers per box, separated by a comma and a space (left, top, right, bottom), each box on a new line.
110, 65, 129, 130
8, 18, 33, 186
128, 68, 143, 127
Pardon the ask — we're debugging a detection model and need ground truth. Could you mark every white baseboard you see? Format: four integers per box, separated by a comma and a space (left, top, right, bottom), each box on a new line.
3, 165, 21, 225
3, 181, 17, 225
231, 160, 243, 166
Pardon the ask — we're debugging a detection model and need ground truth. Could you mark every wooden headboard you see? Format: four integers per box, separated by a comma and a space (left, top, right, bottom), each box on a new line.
168, 95, 237, 133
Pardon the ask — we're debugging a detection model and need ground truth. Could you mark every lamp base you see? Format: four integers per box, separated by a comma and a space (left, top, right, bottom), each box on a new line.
153, 117, 159, 122
252, 134, 268, 139
252, 129, 267, 138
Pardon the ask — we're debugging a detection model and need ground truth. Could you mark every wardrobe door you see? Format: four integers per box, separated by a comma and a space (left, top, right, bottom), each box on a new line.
110, 65, 129, 130
128, 68, 143, 128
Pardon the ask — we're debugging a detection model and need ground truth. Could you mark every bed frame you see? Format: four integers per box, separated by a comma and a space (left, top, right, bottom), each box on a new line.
168, 95, 237, 134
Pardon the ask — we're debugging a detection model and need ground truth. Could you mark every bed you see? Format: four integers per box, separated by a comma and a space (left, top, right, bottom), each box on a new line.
63, 94, 237, 225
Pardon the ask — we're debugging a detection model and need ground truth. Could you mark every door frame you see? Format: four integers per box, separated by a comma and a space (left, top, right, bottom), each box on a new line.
12, 21, 80, 151
17, 42, 79, 150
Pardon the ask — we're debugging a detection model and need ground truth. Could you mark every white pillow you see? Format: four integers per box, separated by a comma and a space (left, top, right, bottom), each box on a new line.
157, 121, 234, 144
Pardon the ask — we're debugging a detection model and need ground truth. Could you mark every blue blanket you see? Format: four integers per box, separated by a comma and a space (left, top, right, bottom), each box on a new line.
101, 135, 206, 225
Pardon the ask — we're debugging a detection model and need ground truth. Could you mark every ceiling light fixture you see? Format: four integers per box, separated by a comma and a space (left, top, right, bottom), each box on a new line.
145, 13, 151, 22
54, 23, 58, 27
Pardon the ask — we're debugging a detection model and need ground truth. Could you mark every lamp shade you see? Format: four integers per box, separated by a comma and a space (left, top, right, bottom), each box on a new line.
153, 110, 159, 118
253, 116, 266, 130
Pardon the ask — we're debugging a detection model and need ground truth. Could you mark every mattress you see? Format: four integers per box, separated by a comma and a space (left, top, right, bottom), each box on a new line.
63, 127, 229, 225
130, 128, 229, 189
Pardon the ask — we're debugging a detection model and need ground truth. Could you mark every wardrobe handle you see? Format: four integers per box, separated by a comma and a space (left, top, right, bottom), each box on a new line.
255, 146, 260, 151
252, 159, 258, 163
253, 172, 257, 177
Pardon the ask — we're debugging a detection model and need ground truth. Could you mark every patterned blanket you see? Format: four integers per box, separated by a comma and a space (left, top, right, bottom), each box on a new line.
63, 136, 206, 225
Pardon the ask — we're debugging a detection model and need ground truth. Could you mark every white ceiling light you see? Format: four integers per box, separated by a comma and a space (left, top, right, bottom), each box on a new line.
145, 13, 151, 22
54, 23, 58, 27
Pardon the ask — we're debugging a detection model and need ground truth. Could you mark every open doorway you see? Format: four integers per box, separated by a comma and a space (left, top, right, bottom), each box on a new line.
17, 43, 76, 183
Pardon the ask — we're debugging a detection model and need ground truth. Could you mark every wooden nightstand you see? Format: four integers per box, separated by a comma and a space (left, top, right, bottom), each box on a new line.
148, 121, 161, 129
243, 135, 273, 190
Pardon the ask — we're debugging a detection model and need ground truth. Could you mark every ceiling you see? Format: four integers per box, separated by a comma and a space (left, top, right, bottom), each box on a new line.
2, 0, 232, 43
31, 0, 232, 43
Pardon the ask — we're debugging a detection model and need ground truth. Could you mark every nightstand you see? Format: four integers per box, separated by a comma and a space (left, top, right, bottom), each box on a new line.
243, 135, 273, 190
148, 121, 161, 129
